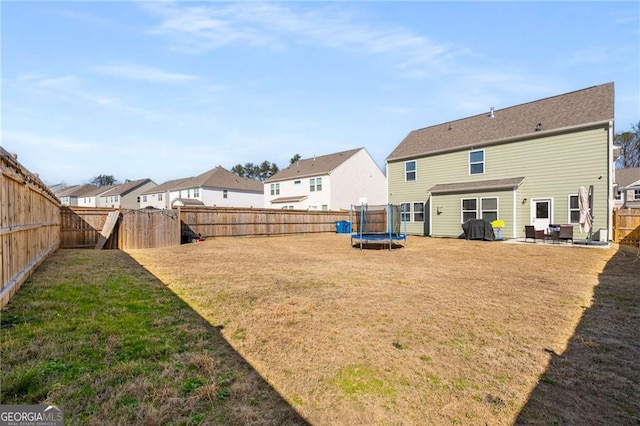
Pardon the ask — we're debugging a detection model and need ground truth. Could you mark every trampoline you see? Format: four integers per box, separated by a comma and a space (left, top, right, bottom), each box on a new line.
350, 204, 407, 250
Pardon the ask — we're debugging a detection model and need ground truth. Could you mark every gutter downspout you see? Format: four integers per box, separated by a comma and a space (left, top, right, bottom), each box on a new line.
608, 120, 614, 240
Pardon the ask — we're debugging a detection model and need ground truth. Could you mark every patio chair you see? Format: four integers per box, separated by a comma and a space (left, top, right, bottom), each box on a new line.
524, 225, 545, 243
558, 224, 574, 244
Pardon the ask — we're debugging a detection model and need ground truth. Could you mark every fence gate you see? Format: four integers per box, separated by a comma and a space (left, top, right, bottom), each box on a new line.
119, 209, 180, 250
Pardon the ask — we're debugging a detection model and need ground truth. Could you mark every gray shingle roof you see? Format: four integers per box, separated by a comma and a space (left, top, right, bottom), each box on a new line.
100, 178, 154, 197
265, 148, 363, 183
56, 184, 97, 197
142, 177, 193, 195
615, 167, 640, 188
387, 82, 614, 161
428, 177, 525, 194
173, 167, 263, 192
84, 185, 117, 197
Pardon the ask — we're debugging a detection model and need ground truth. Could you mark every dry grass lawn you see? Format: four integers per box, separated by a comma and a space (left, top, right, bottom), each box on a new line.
127, 234, 640, 425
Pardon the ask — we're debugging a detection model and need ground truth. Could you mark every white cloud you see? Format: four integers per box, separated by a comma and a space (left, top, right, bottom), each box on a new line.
9, 73, 164, 120
141, 2, 465, 78
94, 63, 200, 82
2, 130, 95, 152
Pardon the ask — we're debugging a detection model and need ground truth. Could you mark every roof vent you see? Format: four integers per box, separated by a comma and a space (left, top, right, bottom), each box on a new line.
488, 107, 495, 118
535, 122, 543, 132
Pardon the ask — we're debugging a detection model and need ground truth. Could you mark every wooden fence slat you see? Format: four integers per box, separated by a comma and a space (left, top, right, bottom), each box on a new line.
95, 211, 121, 249
1, 148, 60, 309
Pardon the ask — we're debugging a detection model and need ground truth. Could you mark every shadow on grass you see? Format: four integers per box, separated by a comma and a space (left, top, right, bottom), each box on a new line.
0, 249, 308, 425
515, 246, 640, 425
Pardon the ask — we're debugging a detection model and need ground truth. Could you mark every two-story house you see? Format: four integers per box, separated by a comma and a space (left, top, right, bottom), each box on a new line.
55, 184, 97, 206
264, 148, 387, 210
169, 167, 263, 208
139, 177, 193, 209
386, 82, 615, 240
77, 185, 117, 207
99, 178, 157, 209
614, 167, 640, 209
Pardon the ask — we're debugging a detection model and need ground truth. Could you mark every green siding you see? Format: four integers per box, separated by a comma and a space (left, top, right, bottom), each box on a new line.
431, 190, 515, 238
388, 126, 611, 238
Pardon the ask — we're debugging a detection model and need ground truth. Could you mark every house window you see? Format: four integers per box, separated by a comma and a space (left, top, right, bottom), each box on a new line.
158, 193, 163, 201
114, 195, 119, 202
310, 178, 316, 192
462, 198, 478, 222
469, 150, 484, 175
270, 183, 280, 196
635, 189, 640, 200
187, 189, 191, 198
569, 195, 580, 223
400, 203, 411, 222
194, 188, 200, 197
142, 195, 147, 202
223, 190, 228, 199
481, 198, 498, 222
322, 204, 328, 211
413, 202, 424, 222
405, 161, 416, 181
316, 177, 323, 191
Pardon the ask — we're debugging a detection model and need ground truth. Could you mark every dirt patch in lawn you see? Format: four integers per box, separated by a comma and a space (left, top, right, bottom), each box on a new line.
127, 234, 639, 425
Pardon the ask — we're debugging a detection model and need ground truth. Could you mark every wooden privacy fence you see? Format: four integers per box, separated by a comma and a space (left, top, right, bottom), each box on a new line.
119, 209, 179, 249
1, 148, 60, 309
178, 206, 350, 237
613, 208, 640, 247
61, 207, 180, 250
61, 207, 118, 248
61, 206, 349, 249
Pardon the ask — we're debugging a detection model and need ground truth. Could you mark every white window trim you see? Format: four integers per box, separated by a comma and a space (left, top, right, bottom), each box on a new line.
469, 149, 485, 175
480, 197, 498, 221
568, 194, 580, 224
412, 201, 425, 222
405, 160, 417, 182
461, 197, 478, 223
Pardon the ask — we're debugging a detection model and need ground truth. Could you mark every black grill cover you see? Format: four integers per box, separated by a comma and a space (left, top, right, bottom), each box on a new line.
461, 219, 495, 241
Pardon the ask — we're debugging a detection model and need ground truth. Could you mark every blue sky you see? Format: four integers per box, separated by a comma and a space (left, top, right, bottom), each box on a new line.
2, 1, 639, 186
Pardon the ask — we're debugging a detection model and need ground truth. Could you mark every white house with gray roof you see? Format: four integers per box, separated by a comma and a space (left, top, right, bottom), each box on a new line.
614, 167, 640, 209
386, 82, 615, 240
264, 148, 386, 210
77, 185, 117, 207
56, 184, 97, 206
99, 178, 157, 209
139, 177, 193, 209
168, 166, 263, 208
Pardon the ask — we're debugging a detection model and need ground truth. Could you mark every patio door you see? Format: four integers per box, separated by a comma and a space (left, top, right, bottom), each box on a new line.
531, 199, 551, 230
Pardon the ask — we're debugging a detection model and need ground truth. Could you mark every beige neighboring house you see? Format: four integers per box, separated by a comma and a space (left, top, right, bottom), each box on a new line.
386, 82, 615, 240
169, 167, 263, 208
55, 184, 97, 206
77, 185, 117, 207
139, 177, 193, 209
264, 148, 387, 211
614, 167, 640, 208
99, 178, 157, 209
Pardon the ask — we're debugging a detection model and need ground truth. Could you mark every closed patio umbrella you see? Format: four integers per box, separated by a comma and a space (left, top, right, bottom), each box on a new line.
578, 186, 592, 235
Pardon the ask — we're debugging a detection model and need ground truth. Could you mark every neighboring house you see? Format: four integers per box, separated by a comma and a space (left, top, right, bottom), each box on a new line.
48, 183, 69, 194
172, 198, 205, 207
77, 185, 117, 207
169, 167, 263, 208
614, 167, 640, 208
263, 147, 387, 210
55, 184, 97, 206
140, 177, 193, 209
99, 178, 157, 209
386, 82, 615, 240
